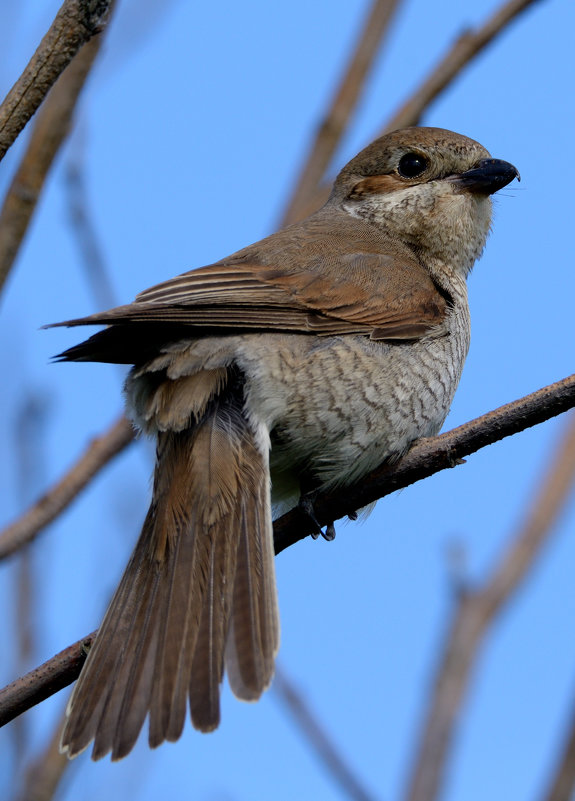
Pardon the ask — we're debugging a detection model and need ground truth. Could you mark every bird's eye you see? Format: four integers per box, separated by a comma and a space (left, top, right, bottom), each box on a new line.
397, 153, 429, 179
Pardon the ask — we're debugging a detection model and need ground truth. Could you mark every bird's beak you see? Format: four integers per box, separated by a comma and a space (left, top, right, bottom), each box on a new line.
449, 158, 520, 194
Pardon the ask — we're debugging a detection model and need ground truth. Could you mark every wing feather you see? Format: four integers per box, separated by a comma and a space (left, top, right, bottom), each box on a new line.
51, 252, 447, 364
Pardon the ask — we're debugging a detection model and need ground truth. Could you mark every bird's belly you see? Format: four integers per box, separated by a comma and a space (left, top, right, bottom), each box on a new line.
236, 327, 469, 504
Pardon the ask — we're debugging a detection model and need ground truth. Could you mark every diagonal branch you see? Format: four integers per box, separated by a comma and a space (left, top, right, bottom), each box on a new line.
293, 0, 543, 222
0, 415, 135, 561
274, 373, 575, 553
0, 632, 96, 728
403, 411, 575, 801
384, 0, 542, 132
0, 373, 574, 725
0, 3, 114, 295
0, 0, 112, 164
540, 687, 575, 801
14, 706, 71, 801
281, 0, 401, 227
274, 666, 380, 801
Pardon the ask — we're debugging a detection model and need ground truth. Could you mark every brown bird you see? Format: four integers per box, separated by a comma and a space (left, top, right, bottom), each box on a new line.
52, 127, 518, 760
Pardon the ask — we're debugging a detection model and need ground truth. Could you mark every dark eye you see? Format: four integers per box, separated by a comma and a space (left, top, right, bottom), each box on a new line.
397, 152, 429, 179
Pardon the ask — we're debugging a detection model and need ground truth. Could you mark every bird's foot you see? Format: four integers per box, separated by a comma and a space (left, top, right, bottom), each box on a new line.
298, 493, 336, 541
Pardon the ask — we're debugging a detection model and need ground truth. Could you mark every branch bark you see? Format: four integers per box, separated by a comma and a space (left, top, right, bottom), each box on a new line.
0, 0, 112, 164
0, 374, 573, 726
403, 412, 575, 801
274, 373, 575, 553
0, 633, 96, 728
0, 416, 135, 561
0, 6, 113, 294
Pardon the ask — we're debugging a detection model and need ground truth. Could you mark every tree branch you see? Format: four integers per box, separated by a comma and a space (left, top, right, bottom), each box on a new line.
14, 707, 71, 801
540, 687, 575, 801
281, 0, 401, 227
274, 666, 380, 801
0, 374, 573, 725
274, 373, 575, 553
0, 0, 112, 164
384, 0, 542, 132
0, 415, 135, 561
0, 6, 113, 294
403, 411, 575, 801
291, 0, 544, 222
0, 633, 95, 728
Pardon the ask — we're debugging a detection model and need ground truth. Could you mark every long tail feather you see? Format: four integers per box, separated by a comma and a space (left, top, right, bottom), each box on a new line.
60, 388, 279, 761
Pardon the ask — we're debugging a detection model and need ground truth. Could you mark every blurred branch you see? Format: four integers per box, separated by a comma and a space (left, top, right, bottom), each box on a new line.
15, 707, 71, 801
281, 0, 401, 227
1, 374, 574, 723
274, 666, 379, 801
0, 0, 112, 164
293, 0, 542, 222
541, 687, 575, 801
384, 0, 541, 132
274, 373, 575, 553
0, 14, 113, 296
403, 412, 575, 801
0, 415, 135, 561
64, 130, 117, 310
10, 393, 52, 769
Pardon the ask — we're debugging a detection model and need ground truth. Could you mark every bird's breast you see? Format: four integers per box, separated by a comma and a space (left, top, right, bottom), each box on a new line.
236, 305, 470, 506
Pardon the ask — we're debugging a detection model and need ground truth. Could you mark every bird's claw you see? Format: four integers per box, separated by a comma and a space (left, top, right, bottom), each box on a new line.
298, 493, 336, 541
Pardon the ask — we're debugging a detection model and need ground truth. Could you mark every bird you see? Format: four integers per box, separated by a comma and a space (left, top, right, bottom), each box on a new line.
51, 126, 518, 760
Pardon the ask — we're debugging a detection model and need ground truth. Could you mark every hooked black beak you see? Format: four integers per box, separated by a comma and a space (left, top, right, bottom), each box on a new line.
450, 158, 520, 195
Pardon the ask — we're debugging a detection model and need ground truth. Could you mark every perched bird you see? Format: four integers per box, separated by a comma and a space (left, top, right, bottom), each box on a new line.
52, 126, 518, 760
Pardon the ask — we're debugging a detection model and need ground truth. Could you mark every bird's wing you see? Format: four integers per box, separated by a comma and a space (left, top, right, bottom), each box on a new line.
53, 254, 448, 342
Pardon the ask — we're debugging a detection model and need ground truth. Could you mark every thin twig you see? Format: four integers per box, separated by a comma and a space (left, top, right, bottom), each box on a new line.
0, 25, 107, 294
0, 375, 574, 724
281, 0, 401, 227
293, 0, 543, 221
274, 666, 379, 801
403, 412, 575, 801
0, 0, 112, 164
0, 415, 135, 561
64, 137, 118, 310
540, 687, 575, 801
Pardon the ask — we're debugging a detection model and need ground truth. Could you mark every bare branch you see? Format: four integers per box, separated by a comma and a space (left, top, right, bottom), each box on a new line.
14, 708, 71, 801
274, 373, 575, 553
0, 0, 112, 164
0, 633, 95, 728
0, 416, 135, 561
540, 688, 575, 801
385, 0, 542, 132
274, 666, 380, 801
0, 19, 110, 294
64, 139, 118, 310
403, 412, 575, 801
281, 0, 401, 227
292, 0, 543, 222
0, 375, 574, 724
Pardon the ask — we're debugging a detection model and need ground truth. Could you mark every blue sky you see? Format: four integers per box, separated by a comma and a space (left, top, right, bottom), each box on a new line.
1, 0, 574, 799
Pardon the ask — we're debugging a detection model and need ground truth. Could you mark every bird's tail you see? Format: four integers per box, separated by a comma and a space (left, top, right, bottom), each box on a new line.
60, 389, 279, 761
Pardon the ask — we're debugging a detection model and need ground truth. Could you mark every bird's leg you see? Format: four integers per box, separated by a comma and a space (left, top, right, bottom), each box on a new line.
298, 481, 336, 541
